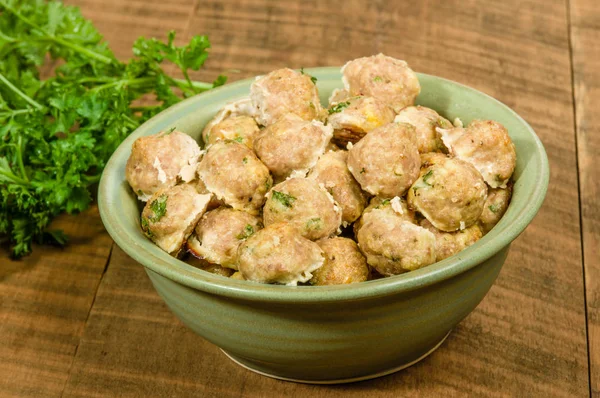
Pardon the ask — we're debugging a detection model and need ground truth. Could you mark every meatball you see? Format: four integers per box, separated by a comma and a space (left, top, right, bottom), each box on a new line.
394, 106, 453, 153
354, 196, 415, 235
250, 68, 324, 126
347, 122, 420, 197
310, 237, 369, 285
140, 184, 212, 255
263, 178, 342, 240
420, 219, 483, 262
479, 186, 512, 233
238, 223, 325, 285
341, 54, 420, 113
126, 131, 201, 201
197, 140, 272, 215
187, 207, 262, 269
420, 152, 449, 169
407, 157, 487, 232
230, 271, 245, 280
439, 120, 516, 188
202, 115, 260, 149
254, 113, 333, 181
327, 96, 396, 146
201, 97, 255, 139
307, 150, 367, 224
186, 256, 235, 277
357, 211, 436, 276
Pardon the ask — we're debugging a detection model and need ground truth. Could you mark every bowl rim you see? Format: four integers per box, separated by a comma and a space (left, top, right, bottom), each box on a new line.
98, 67, 549, 303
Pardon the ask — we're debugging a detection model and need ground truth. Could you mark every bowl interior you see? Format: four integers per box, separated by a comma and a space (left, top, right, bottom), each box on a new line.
98, 67, 549, 302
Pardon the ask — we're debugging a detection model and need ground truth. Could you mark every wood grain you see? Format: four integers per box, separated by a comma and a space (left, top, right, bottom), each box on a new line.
57, 0, 589, 397
570, 0, 600, 395
0, 206, 112, 397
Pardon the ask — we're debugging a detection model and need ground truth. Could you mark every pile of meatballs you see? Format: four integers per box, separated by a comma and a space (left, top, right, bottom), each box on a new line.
125, 54, 516, 286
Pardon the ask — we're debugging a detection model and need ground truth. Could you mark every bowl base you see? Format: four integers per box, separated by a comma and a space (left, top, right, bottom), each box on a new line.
221, 330, 451, 385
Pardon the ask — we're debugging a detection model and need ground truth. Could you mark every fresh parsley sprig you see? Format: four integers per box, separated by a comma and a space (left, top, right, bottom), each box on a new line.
0, 0, 226, 258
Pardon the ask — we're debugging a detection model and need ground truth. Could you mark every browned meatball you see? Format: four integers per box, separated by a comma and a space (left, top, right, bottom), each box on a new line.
420, 152, 449, 169
140, 184, 212, 255
201, 97, 255, 145
250, 68, 324, 126
420, 219, 483, 262
238, 223, 325, 285
126, 131, 201, 201
394, 106, 452, 153
263, 178, 342, 240
479, 186, 512, 233
310, 237, 369, 285
307, 150, 367, 225
439, 120, 516, 188
407, 157, 487, 232
187, 207, 262, 269
327, 96, 396, 146
186, 256, 235, 277
354, 196, 416, 235
342, 54, 420, 113
254, 113, 333, 181
202, 115, 260, 149
357, 210, 436, 276
347, 122, 420, 197
197, 140, 272, 215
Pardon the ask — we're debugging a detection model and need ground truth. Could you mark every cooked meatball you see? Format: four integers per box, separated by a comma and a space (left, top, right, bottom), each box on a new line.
250, 68, 324, 126
407, 157, 487, 232
263, 178, 342, 240
307, 150, 367, 224
187, 207, 262, 269
192, 177, 224, 210
420, 152, 449, 169
327, 96, 396, 146
439, 120, 516, 188
420, 219, 483, 261
479, 186, 512, 233
126, 131, 201, 201
238, 223, 325, 285
186, 256, 235, 277
197, 140, 272, 215
394, 106, 452, 153
202, 115, 260, 149
347, 122, 420, 197
254, 114, 333, 181
201, 97, 255, 139
310, 237, 369, 285
357, 211, 436, 276
230, 271, 245, 280
140, 184, 212, 255
341, 54, 420, 113
354, 196, 416, 235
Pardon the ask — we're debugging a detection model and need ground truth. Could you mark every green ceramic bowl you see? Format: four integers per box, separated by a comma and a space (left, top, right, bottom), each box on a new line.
98, 67, 549, 383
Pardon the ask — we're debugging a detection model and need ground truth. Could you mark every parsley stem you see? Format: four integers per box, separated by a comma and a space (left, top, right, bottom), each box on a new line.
15, 136, 29, 183
0, 0, 113, 64
0, 166, 30, 186
0, 72, 45, 111
0, 109, 36, 118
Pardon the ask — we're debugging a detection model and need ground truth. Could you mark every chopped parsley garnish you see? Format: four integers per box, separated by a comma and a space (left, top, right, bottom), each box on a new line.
236, 224, 255, 240
360, 167, 366, 174
242, 157, 248, 164
306, 218, 323, 230
488, 204, 500, 214
148, 194, 168, 222
300, 67, 317, 84
234, 136, 244, 143
271, 190, 296, 208
328, 101, 350, 114
381, 199, 390, 205
422, 170, 434, 186
165, 126, 176, 135
373, 76, 383, 82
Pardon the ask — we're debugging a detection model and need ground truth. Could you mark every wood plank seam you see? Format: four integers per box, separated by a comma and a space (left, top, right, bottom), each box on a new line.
565, 0, 593, 396
59, 243, 114, 398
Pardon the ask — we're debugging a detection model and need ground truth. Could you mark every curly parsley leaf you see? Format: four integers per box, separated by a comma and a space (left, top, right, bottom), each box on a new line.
0, 0, 226, 258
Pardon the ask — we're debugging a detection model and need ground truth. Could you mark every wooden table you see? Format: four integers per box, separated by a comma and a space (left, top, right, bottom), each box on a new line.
1, 0, 598, 396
